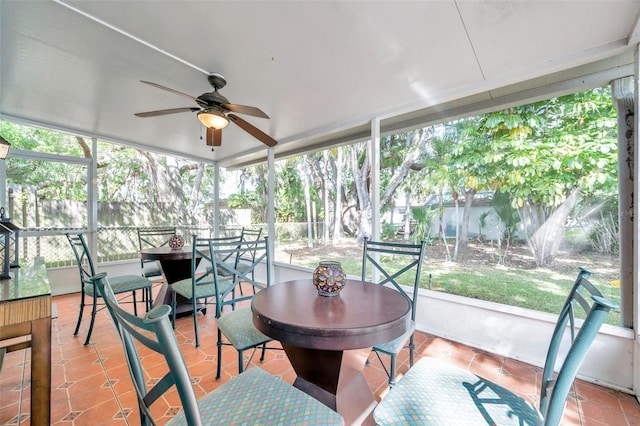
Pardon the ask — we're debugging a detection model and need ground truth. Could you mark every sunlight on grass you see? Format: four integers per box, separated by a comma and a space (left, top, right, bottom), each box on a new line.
422, 264, 621, 326
292, 249, 621, 326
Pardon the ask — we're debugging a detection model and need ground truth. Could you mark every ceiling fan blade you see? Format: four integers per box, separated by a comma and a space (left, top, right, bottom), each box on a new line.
228, 114, 277, 147
206, 127, 222, 147
135, 107, 199, 117
223, 103, 269, 119
140, 80, 199, 102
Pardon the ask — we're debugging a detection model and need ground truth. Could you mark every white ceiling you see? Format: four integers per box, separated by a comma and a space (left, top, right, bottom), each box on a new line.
2, 0, 639, 168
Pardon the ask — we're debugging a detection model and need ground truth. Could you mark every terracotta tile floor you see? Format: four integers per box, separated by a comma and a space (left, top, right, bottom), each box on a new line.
2, 284, 640, 425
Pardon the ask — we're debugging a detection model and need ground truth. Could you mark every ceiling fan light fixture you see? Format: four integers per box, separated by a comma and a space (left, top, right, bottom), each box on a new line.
197, 109, 229, 130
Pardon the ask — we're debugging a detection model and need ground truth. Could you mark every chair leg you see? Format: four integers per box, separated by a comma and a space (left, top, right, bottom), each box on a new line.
216, 328, 223, 380
73, 292, 86, 336
409, 335, 415, 367
389, 353, 397, 387
193, 299, 200, 348
84, 293, 98, 345
231, 288, 237, 310
132, 290, 138, 316
238, 349, 244, 374
146, 287, 153, 312
260, 342, 266, 362
171, 291, 177, 329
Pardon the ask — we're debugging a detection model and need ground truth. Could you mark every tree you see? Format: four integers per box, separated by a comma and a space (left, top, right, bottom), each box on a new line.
0, 120, 216, 229
351, 130, 430, 241
332, 147, 344, 242
472, 88, 617, 265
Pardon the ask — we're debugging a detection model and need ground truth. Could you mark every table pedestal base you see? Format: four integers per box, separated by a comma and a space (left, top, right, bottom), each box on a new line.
283, 344, 375, 426
153, 258, 205, 318
155, 285, 204, 317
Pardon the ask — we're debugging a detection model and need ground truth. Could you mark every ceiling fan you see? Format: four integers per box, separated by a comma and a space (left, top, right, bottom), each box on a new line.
134, 73, 277, 148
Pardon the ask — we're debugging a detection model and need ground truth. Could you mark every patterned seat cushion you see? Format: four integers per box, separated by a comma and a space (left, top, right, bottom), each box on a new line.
171, 276, 235, 300
142, 261, 162, 278
167, 367, 343, 425
86, 274, 151, 297
217, 307, 271, 351
373, 320, 415, 354
373, 357, 543, 426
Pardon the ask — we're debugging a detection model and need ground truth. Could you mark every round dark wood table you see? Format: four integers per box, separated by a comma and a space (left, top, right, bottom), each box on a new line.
140, 246, 201, 315
252, 279, 411, 425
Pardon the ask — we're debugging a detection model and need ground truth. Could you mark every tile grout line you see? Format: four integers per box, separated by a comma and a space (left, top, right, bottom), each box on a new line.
92, 322, 133, 424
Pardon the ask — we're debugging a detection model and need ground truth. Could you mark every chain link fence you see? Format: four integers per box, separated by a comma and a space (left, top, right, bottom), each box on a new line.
12, 223, 332, 269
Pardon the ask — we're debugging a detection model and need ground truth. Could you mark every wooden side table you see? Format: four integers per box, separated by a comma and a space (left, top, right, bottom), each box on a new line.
0, 257, 52, 426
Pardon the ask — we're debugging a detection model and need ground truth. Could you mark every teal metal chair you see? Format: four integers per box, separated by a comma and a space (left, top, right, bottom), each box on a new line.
90, 272, 344, 426
171, 235, 271, 379
373, 267, 619, 426
207, 236, 273, 379
218, 227, 263, 295
361, 237, 427, 386
66, 232, 153, 345
170, 234, 243, 347
136, 226, 176, 279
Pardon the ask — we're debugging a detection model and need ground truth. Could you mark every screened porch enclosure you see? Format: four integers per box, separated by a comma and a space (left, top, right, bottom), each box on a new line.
2, 0, 640, 418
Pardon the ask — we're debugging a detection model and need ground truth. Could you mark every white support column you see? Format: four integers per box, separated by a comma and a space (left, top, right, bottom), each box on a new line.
371, 117, 381, 242
370, 118, 381, 283
612, 76, 635, 328
213, 163, 220, 238
87, 137, 98, 256
267, 148, 276, 276
632, 42, 640, 401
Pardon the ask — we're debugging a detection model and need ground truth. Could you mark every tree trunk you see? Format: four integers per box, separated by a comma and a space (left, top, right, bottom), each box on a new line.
527, 188, 581, 266
333, 148, 344, 243
403, 191, 411, 241
458, 187, 476, 260
303, 156, 313, 248
379, 129, 430, 209
187, 163, 204, 223
350, 145, 371, 241
438, 189, 451, 261
323, 151, 330, 243
452, 193, 460, 261
140, 152, 188, 225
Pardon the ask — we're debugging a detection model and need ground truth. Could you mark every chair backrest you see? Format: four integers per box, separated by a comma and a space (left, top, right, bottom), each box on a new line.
239, 227, 263, 262
361, 237, 427, 321
91, 272, 203, 426
66, 233, 97, 290
539, 267, 618, 424
193, 234, 270, 317
137, 226, 176, 250
241, 227, 262, 242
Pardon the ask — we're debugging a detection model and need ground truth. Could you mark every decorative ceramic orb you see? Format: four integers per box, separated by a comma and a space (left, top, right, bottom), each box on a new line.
168, 235, 185, 249
313, 261, 347, 296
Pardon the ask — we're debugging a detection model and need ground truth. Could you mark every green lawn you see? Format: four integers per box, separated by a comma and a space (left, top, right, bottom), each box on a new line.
291, 244, 622, 327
